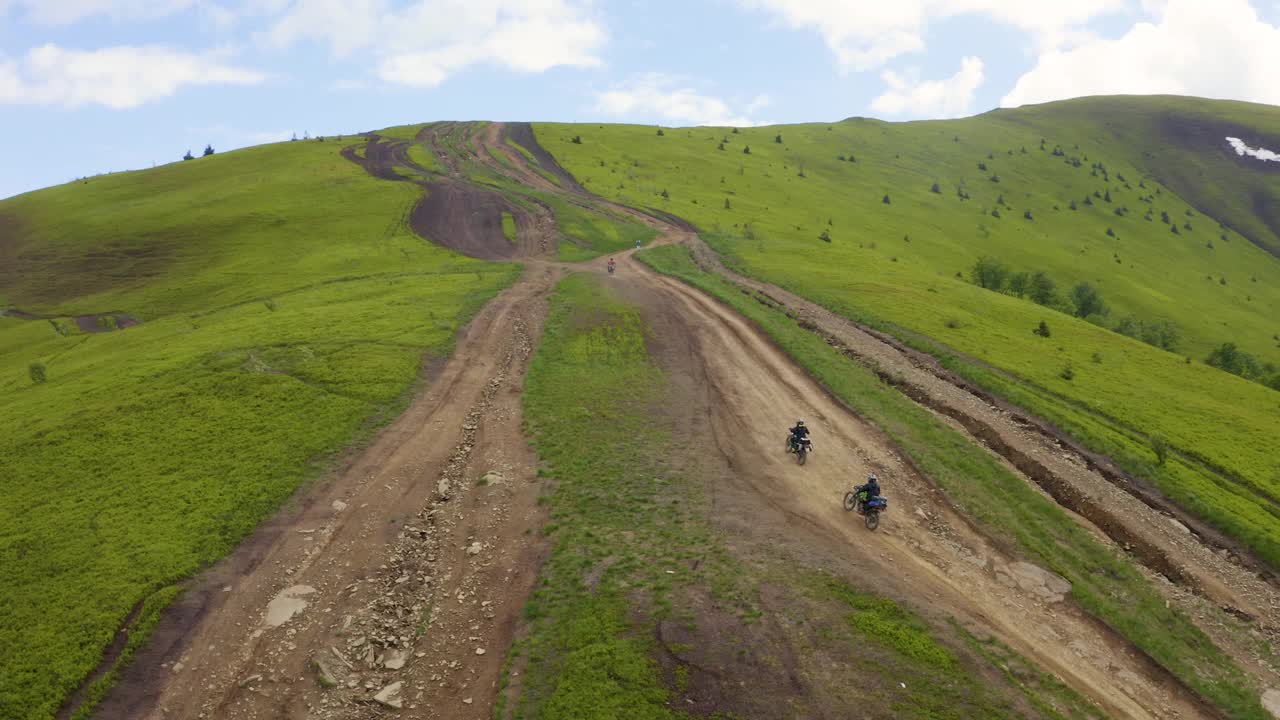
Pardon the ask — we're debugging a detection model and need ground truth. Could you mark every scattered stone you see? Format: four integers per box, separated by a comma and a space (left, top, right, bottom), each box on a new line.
1166, 517, 1191, 534
264, 585, 316, 627
1262, 689, 1280, 719
384, 649, 408, 670
172, 662, 184, 673
467, 542, 483, 556
238, 674, 262, 688
998, 562, 1072, 603
463, 698, 474, 705
475, 648, 486, 656
374, 681, 404, 709
332, 500, 348, 512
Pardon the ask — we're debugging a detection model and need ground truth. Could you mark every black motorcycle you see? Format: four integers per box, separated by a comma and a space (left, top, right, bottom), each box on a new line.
786, 435, 813, 465
843, 492, 888, 530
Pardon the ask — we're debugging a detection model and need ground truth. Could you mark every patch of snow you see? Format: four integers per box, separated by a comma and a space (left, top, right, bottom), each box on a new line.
1226, 137, 1280, 162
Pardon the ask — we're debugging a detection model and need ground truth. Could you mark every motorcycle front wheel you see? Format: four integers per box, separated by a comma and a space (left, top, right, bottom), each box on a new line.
864, 511, 880, 530
797, 449, 807, 465
843, 492, 858, 512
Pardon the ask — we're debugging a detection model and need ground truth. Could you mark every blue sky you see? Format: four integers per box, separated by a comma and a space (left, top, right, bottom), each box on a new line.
2, 0, 1279, 199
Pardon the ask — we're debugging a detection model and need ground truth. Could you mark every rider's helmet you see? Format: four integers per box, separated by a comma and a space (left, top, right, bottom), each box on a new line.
867, 473, 879, 484
796, 419, 805, 427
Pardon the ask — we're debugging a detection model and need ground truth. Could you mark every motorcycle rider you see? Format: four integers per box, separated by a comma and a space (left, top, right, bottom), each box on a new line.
854, 474, 881, 504
607, 257, 617, 274
787, 419, 810, 453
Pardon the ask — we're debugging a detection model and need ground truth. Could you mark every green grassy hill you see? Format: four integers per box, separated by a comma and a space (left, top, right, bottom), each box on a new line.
0, 138, 516, 719
535, 95, 1280, 568
993, 95, 1280, 258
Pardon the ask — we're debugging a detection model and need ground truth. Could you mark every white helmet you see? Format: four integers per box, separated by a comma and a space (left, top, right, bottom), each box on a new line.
796, 419, 805, 426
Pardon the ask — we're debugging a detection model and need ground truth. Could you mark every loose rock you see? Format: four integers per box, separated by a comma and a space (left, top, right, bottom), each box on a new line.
374, 681, 404, 709
384, 649, 408, 670
1262, 689, 1280, 719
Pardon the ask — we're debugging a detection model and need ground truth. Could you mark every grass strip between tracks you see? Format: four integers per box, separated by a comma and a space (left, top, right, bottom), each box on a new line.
506, 272, 699, 719
637, 244, 1266, 720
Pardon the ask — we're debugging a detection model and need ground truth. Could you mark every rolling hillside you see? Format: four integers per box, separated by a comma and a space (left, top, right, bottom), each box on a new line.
4, 97, 1280, 720
536, 95, 1280, 569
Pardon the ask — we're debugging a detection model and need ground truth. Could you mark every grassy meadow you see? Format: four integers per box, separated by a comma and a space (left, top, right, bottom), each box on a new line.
534, 101, 1280, 567
0, 138, 517, 719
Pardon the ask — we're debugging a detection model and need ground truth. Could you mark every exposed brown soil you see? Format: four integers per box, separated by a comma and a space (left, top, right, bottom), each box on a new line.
74, 313, 140, 332
411, 183, 520, 261
503, 123, 586, 193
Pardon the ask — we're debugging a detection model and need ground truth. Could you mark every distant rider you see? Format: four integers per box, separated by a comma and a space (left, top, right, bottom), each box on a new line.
607, 257, 616, 273
854, 474, 881, 504
787, 419, 810, 453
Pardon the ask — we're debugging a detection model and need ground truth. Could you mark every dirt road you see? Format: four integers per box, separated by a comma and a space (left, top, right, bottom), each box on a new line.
95, 122, 1276, 719
95, 258, 560, 719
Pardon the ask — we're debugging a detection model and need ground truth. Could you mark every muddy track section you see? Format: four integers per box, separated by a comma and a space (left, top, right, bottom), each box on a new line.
345, 127, 553, 261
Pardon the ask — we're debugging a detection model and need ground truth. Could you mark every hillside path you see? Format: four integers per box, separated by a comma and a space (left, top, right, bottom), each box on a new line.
92, 121, 1275, 720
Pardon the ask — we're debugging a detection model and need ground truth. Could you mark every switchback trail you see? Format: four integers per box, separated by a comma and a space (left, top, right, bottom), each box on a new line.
97, 122, 1276, 720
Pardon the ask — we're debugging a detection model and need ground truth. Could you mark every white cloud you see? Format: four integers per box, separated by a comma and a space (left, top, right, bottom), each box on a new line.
261, 0, 383, 57
737, 0, 1126, 70
0, 45, 265, 109
745, 94, 771, 114
594, 74, 763, 127
871, 56, 984, 118
1227, 137, 1280, 162
2, 0, 195, 24
1003, 0, 1280, 107
260, 0, 605, 87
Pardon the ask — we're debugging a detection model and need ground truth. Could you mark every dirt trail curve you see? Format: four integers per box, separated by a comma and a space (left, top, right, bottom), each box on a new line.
97, 122, 1274, 720
618, 263, 1214, 720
